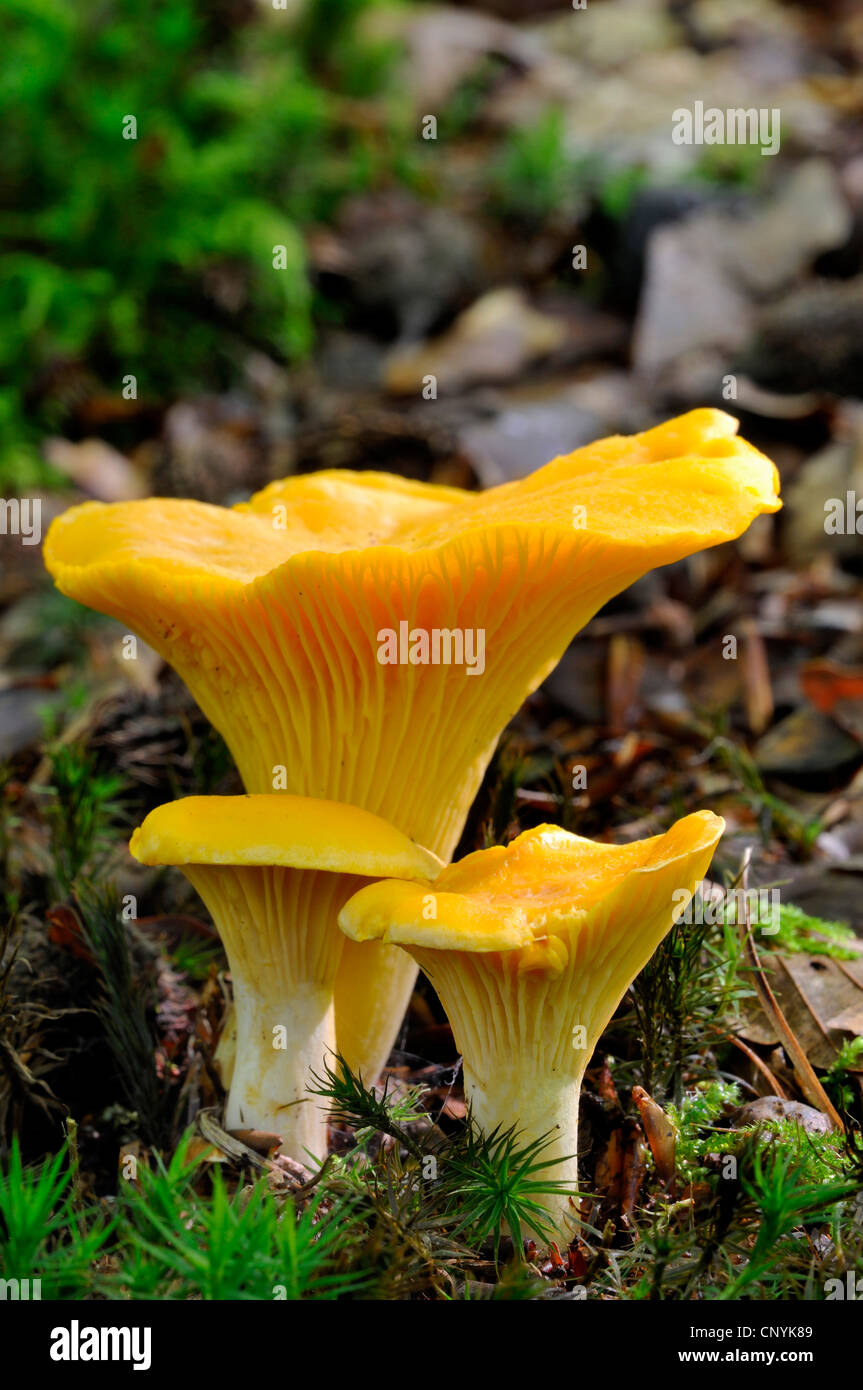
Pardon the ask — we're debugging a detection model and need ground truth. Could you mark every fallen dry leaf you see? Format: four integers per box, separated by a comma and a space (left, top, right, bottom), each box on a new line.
738, 892, 845, 1130
44, 437, 147, 501
740, 951, 863, 1069
384, 289, 567, 395
801, 659, 863, 742
632, 1085, 676, 1184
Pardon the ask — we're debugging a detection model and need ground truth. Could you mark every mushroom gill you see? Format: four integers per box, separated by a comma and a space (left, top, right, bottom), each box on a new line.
130, 794, 441, 1160
45, 409, 779, 1081
339, 811, 725, 1239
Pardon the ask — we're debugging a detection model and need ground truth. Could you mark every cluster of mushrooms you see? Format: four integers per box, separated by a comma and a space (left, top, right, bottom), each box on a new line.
44, 408, 780, 1240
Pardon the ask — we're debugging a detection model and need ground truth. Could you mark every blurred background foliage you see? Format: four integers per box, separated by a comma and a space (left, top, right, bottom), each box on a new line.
0, 0, 410, 484
6, 0, 860, 495
1, 0, 786, 491
3, 0, 863, 1296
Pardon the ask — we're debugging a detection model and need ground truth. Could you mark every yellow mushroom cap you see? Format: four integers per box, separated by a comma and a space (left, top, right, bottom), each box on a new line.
128, 794, 441, 1161
47, 412, 774, 1085
339, 810, 725, 968
236, 409, 779, 558
129, 794, 443, 881
42, 412, 779, 583
45, 410, 778, 859
342, 811, 726, 1242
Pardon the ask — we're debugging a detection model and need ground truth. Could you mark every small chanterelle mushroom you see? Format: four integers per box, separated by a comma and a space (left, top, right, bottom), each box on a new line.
129, 794, 442, 1161
45, 409, 779, 1083
339, 810, 724, 1240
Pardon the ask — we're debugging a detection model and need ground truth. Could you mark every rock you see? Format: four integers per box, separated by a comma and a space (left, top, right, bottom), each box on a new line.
366, 4, 541, 112
612, 186, 715, 310
740, 276, 863, 395
491, 20, 832, 175
633, 161, 851, 386
0, 686, 63, 761
459, 400, 602, 485
633, 211, 754, 380
733, 1097, 836, 1135
754, 706, 862, 784
784, 419, 863, 564
153, 396, 267, 504
537, 0, 680, 71
761, 864, 863, 934
456, 370, 649, 485
327, 194, 484, 343
726, 160, 852, 296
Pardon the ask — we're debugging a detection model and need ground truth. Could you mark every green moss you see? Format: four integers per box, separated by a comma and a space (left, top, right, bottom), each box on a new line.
770, 903, 859, 960
0, 0, 404, 480
488, 109, 584, 223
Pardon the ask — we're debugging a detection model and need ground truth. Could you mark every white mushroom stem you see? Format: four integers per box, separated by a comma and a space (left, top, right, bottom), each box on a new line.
224, 975, 335, 1162
339, 812, 727, 1244
129, 795, 443, 1160
414, 948, 597, 1244
462, 1063, 582, 1242
184, 864, 363, 1164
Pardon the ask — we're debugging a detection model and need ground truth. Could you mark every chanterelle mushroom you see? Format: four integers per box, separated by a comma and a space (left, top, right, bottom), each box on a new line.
338, 811, 725, 1239
45, 410, 779, 1081
129, 794, 441, 1160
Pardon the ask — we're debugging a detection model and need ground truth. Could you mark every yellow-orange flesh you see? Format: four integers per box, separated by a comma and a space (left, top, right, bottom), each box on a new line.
46, 410, 779, 1079
130, 795, 440, 1158
339, 812, 725, 1239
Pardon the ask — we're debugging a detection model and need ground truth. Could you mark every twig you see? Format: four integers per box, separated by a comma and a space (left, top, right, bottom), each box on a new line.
737, 849, 844, 1131
717, 1029, 789, 1099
